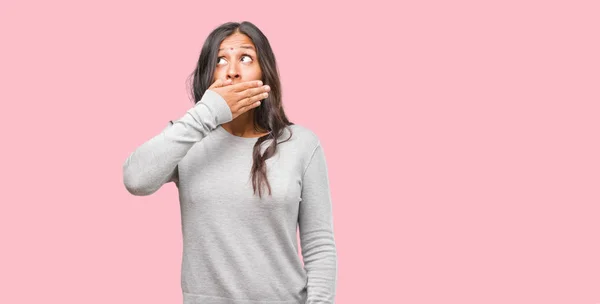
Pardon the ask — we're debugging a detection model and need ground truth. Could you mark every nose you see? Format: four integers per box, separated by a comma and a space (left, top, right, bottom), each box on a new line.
226, 64, 240, 81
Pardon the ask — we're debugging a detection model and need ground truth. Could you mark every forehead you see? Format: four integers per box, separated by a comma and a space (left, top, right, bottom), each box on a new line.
218, 33, 256, 52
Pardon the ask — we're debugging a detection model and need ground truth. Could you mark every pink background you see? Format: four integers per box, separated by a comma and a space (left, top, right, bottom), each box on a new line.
1, 0, 599, 303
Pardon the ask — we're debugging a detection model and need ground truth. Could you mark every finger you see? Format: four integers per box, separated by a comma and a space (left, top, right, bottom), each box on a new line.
208, 78, 221, 89
239, 92, 268, 112
239, 100, 263, 114
210, 78, 232, 89
234, 83, 268, 101
245, 85, 270, 98
232, 80, 263, 92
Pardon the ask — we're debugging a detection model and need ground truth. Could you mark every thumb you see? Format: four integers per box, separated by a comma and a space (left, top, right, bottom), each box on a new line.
211, 78, 231, 89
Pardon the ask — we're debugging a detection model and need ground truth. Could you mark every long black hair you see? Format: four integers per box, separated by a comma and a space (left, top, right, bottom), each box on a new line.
186, 21, 294, 198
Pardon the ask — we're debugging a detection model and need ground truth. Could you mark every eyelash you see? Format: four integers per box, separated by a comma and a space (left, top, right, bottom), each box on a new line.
217, 54, 253, 64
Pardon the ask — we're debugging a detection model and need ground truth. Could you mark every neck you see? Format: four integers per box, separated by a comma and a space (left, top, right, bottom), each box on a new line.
221, 109, 267, 137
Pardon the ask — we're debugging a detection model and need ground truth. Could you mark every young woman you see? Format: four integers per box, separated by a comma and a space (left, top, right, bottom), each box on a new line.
123, 21, 337, 304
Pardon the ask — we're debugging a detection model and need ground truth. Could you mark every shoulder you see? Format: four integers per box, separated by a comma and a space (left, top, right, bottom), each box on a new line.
281, 123, 321, 149
277, 124, 323, 171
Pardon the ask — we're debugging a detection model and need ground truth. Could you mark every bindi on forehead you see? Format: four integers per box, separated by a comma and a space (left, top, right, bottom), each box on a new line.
218, 45, 256, 52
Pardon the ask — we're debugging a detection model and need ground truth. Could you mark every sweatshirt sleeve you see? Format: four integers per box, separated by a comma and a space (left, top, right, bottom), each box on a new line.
122, 89, 232, 196
298, 143, 338, 303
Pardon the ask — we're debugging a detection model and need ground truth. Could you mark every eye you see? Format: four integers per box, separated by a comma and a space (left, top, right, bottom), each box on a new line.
216, 55, 253, 66
241, 55, 253, 62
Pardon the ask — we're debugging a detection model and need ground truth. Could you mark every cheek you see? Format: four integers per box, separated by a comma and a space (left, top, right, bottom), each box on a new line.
245, 66, 262, 80
213, 70, 224, 79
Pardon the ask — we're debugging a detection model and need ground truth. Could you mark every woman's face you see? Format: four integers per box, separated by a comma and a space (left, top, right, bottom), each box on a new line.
213, 32, 261, 85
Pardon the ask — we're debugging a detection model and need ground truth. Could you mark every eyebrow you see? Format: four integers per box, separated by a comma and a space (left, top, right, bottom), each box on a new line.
218, 45, 256, 52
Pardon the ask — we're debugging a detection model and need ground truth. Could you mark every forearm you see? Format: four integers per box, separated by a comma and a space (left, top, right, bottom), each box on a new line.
299, 143, 338, 303
122, 90, 231, 196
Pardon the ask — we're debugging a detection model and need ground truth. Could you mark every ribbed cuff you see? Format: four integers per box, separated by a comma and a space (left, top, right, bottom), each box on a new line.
197, 89, 233, 125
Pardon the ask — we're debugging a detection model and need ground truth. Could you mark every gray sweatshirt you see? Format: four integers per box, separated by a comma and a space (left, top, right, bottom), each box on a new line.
122, 89, 337, 304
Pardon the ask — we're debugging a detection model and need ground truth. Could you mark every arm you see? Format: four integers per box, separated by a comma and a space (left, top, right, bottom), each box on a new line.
122, 90, 232, 196
298, 143, 338, 303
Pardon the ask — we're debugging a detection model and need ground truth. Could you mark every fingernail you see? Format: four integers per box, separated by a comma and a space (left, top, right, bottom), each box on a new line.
257, 81, 263, 86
